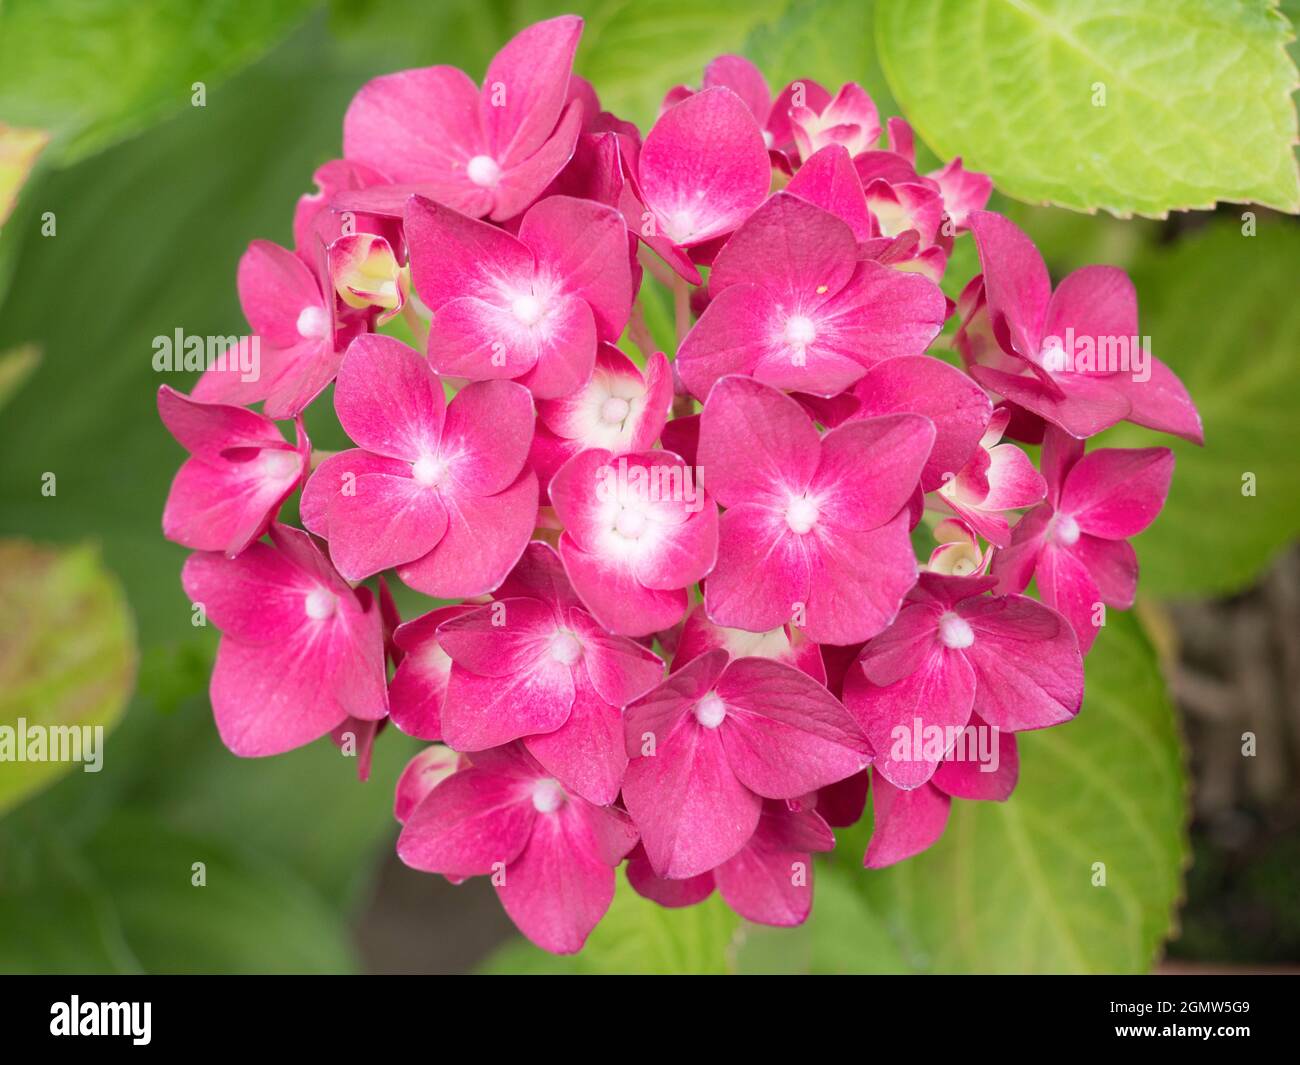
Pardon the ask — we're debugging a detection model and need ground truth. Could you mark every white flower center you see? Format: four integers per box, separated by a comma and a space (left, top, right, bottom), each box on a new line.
600, 396, 631, 424
785, 496, 819, 534
259, 449, 300, 480
549, 630, 582, 665
694, 692, 727, 729
1053, 512, 1081, 546
531, 778, 566, 813
296, 305, 329, 339
950, 556, 978, 577
466, 155, 502, 188
938, 611, 974, 649
614, 506, 647, 539
784, 314, 817, 347
411, 455, 447, 487
304, 588, 337, 620
511, 294, 544, 326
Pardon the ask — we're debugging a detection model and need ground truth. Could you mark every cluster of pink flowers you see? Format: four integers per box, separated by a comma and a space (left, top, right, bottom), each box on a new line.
161, 16, 1202, 954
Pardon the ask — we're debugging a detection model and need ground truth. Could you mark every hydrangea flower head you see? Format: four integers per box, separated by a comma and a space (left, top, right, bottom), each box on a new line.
160, 20, 1200, 956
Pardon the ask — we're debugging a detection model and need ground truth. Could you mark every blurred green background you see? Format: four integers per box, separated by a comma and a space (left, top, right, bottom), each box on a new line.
1, 0, 1298, 973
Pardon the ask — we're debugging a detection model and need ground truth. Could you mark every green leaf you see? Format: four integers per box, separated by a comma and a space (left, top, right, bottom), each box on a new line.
0, 542, 136, 815
481, 868, 742, 973
734, 864, 910, 973
0, 343, 40, 410
0, 0, 319, 165
0, 811, 355, 973
834, 611, 1187, 973
1104, 221, 1300, 597
564, 0, 788, 130
875, 0, 1300, 217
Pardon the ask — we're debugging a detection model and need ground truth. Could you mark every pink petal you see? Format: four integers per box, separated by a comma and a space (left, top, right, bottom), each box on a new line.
960, 592, 1084, 727
1072, 533, 1139, 608
967, 210, 1051, 357
404, 195, 534, 312
397, 470, 537, 598
182, 543, 314, 645
436, 597, 557, 678
638, 86, 771, 247
393, 745, 461, 824
785, 144, 871, 241
482, 15, 583, 165
569, 609, 666, 707
864, 775, 950, 868
389, 606, 474, 740
524, 668, 626, 805
970, 363, 1132, 439
237, 239, 324, 347
708, 191, 858, 305
157, 385, 284, 455
802, 511, 919, 645
981, 442, 1047, 511
698, 375, 821, 507
334, 334, 446, 461
1043, 265, 1137, 356
163, 450, 301, 557
812, 413, 934, 530
488, 101, 584, 221
344, 65, 483, 186
715, 802, 834, 926
990, 504, 1051, 595
1059, 447, 1174, 540
849, 357, 991, 492
208, 595, 386, 756
326, 473, 448, 580
517, 195, 632, 341
627, 853, 716, 908
496, 798, 617, 955
843, 640, 975, 789
622, 710, 761, 879
558, 533, 689, 637
439, 379, 535, 497
300, 449, 409, 537
704, 502, 810, 634
397, 763, 535, 876
718, 657, 872, 797
440, 657, 575, 752
703, 54, 772, 124
931, 712, 1019, 801
513, 295, 599, 399
1111, 354, 1203, 444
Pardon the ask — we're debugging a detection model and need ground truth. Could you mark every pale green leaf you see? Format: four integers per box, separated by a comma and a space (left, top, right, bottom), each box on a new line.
876, 0, 1300, 216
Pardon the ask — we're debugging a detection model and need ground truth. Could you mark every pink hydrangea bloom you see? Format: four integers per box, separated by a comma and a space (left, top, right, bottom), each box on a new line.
300, 334, 538, 595
436, 542, 664, 805
698, 375, 933, 645
529, 342, 672, 490
549, 447, 718, 636
961, 211, 1203, 443
936, 406, 1047, 547
992, 429, 1174, 654
842, 572, 1082, 790
181, 523, 388, 756
623, 86, 772, 284
405, 193, 632, 398
162, 16, 1201, 954
622, 649, 871, 878
790, 82, 881, 161
341, 16, 585, 222
158, 385, 308, 557
677, 192, 946, 399
192, 238, 362, 418
397, 743, 639, 954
